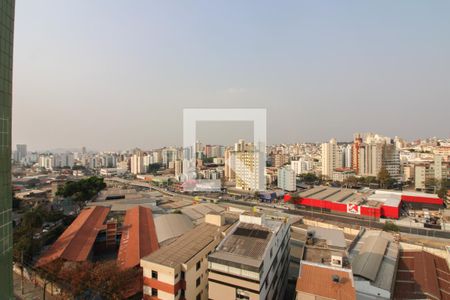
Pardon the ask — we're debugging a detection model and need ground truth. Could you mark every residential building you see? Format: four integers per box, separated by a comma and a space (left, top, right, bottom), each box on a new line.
358, 142, 383, 177
290, 158, 313, 175
15, 144, 27, 162
321, 138, 342, 179
131, 151, 146, 175
174, 159, 183, 178
278, 166, 296, 191
162, 148, 177, 167
140, 214, 231, 300
415, 155, 449, 190
235, 149, 264, 191
351, 134, 363, 174
343, 144, 352, 168
224, 149, 235, 181
0, 1, 15, 297
208, 212, 290, 300
382, 143, 401, 181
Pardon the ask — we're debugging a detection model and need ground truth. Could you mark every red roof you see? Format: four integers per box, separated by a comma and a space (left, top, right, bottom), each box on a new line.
36, 206, 110, 267
117, 206, 159, 270
296, 263, 356, 300
394, 251, 450, 300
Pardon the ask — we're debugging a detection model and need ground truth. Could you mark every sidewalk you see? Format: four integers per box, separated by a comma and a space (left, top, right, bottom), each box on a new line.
13, 272, 59, 300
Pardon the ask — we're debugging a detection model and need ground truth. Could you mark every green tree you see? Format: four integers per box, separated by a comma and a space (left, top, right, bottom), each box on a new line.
383, 221, 399, 232
377, 167, 391, 188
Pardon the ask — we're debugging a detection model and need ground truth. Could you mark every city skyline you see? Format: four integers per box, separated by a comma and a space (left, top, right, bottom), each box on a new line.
12, 1, 450, 150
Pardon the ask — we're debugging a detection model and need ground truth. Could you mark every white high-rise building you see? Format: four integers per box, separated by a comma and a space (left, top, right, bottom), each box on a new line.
131, 151, 146, 175
234, 142, 264, 191
358, 143, 383, 177
321, 138, 342, 179
343, 144, 352, 168
278, 166, 296, 191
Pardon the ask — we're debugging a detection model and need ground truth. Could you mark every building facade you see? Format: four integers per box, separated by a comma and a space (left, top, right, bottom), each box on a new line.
277, 166, 296, 191
321, 138, 342, 179
140, 215, 230, 300
208, 213, 290, 300
0, 1, 15, 297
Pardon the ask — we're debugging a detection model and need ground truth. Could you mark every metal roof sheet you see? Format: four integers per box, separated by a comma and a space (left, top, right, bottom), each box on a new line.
36, 206, 110, 267
352, 235, 388, 281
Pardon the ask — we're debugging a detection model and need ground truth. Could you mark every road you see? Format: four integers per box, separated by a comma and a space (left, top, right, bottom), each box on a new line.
13, 272, 59, 300
107, 177, 450, 239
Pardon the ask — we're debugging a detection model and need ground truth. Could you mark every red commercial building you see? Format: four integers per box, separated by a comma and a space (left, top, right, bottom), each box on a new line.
285, 187, 444, 220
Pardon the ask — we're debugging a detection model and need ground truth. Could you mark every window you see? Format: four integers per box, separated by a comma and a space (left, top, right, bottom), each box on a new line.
196, 260, 201, 271
196, 277, 201, 287
270, 248, 273, 258
181, 271, 185, 279
151, 288, 158, 296
151, 270, 158, 279
175, 273, 179, 279
196, 292, 202, 300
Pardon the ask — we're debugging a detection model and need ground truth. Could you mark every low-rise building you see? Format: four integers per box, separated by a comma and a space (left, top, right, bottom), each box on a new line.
140, 214, 231, 300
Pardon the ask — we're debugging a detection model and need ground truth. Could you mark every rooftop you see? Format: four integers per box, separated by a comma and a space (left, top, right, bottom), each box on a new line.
349, 230, 399, 292
141, 222, 228, 268
394, 250, 450, 300
153, 213, 194, 244
117, 206, 159, 270
36, 206, 110, 267
296, 262, 356, 300
209, 218, 281, 269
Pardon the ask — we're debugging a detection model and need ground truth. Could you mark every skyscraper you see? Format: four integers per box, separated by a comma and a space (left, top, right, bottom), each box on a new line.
0, 0, 15, 298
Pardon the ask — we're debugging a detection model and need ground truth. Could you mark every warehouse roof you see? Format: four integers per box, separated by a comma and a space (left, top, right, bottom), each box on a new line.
117, 206, 159, 270
36, 206, 110, 267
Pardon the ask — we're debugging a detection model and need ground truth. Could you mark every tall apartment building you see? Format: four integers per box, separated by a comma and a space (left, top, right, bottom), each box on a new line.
224, 149, 236, 181
321, 138, 342, 179
343, 144, 352, 168
0, 1, 15, 297
235, 150, 264, 191
162, 148, 178, 167
208, 212, 290, 300
358, 143, 383, 177
131, 151, 146, 174
382, 143, 400, 180
15, 143, 27, 162
278, 166, 296, 191
140, 214, 231, 300
351, 134, 363, 174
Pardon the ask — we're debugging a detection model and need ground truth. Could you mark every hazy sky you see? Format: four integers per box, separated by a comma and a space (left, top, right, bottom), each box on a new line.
12, 1, 450, 151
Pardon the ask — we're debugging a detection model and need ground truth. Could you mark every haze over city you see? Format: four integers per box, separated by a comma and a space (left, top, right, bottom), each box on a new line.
12, 1, 450, 150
